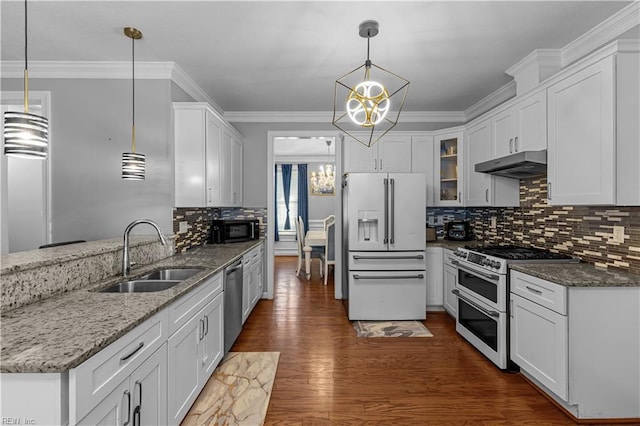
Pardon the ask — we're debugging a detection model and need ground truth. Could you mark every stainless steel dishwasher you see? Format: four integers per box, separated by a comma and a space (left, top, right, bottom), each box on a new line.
224, 259, 243, 354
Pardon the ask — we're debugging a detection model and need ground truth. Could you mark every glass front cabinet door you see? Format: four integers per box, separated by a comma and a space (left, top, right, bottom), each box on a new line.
434, 131, 464, 206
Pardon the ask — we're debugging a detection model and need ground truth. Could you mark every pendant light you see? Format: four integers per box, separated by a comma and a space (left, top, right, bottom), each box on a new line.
332, 20, 409, 147
122, 27, 145, 180
3, 0, 49, 159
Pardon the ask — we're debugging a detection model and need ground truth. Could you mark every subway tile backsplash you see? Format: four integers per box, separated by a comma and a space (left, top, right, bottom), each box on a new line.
428, 177, 640, 274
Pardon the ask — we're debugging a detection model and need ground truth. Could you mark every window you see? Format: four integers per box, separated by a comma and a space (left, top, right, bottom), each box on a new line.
276, 164, 298, 233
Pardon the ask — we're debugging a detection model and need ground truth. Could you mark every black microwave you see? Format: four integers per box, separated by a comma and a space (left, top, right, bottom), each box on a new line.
209, 219, 260, 244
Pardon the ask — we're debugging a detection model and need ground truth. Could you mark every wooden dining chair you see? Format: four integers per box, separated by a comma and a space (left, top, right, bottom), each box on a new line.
321, 220, 335, 285
295, 216, 323, 277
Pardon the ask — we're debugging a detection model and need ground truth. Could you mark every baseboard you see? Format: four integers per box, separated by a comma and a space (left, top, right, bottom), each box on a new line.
520, 373, 640, 424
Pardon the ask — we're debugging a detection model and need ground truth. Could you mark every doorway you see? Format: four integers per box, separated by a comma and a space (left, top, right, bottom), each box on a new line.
266, 131, 343, 300
0, 91, 51, 254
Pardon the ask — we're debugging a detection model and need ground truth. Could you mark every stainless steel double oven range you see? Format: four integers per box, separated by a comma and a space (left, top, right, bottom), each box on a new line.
449, 245, 577, 369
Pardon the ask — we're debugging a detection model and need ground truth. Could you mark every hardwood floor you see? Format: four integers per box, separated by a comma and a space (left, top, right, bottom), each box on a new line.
231, 256, 578, 425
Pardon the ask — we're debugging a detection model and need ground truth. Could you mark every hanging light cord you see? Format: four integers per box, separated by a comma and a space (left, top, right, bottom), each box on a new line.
131, 34, 136, 153
23, 0, 29, 113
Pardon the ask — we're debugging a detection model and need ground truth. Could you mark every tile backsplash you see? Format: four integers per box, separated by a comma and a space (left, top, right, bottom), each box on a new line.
428, 177, 640, 274
173, 207, 267, 253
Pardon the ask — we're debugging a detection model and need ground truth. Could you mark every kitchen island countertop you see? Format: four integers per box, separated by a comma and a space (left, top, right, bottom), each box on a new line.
0, 240, 263, 373
510, 263, 640, 288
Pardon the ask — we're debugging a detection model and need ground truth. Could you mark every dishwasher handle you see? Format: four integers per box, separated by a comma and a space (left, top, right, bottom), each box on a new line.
225, 260, 243, 275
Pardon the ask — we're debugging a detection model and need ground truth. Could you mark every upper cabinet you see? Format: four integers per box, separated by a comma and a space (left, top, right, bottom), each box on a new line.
343, 134, 412, 173
434, 131, 464, 206
464, 120, 519, 207
546, 45, 639, 205
411, 135, 435, 207
174, 103, 243, 208
492, 90, 547, 158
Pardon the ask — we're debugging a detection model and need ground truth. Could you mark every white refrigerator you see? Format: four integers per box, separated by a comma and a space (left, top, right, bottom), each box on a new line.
342, 173, 426, 320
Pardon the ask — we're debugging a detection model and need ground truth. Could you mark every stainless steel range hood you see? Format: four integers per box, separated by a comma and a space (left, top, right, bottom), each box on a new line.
475, 150, 547, 179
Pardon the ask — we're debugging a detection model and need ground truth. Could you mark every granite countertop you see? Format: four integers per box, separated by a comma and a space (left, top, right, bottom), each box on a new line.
510, 263, 640, 288
0, 240, 263, 374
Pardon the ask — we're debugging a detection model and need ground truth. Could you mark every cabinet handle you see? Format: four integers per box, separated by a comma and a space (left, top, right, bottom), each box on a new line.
120, 342, 144, 362
199, 318, 205, 340
548, 182, 552, 200
509, 138, 514, 153
485, 188, 489, 202
514, 136, 519, 152
123, 390, 131, 426
510, 299, 514, 318
374, 158, 377, 170
458, 192, 461, 203
204, 315, 209, 336
525, 285, 543, 295
133, 380, 142, 426
380, 158, 383, 170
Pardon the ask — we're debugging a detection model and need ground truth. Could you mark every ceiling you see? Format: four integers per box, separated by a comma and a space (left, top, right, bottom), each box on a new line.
1, 1, 637, 115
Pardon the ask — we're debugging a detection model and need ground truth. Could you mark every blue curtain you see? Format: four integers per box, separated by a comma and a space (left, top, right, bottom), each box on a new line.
274, 164, 280, 242
281, 164, 293, 230
298, 164, 309, 234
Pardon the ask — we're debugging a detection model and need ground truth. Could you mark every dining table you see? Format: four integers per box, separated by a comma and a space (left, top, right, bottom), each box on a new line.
303, 230, 326, 280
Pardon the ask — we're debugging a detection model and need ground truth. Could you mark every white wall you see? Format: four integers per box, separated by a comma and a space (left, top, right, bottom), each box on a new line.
1, 78, 176, 244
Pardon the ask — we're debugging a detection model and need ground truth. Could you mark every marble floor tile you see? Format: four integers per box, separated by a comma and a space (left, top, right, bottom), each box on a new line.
181, 351, 280, 426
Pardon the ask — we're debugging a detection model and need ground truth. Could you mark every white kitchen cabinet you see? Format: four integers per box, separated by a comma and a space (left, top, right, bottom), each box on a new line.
174, 102, 244, 208
343, 134, 412, 173
425, 246, 443, 309
411, 135, 435, 207
242, 242, 264, 323
464, 119, 519, 207
79, 344, 168, 426
434, 131, 464, 206
167, 291, 224, 425
492, 90, 546, 158
442, 250, 458, 317
510, 270, 640, 420
546, 45, 640, 205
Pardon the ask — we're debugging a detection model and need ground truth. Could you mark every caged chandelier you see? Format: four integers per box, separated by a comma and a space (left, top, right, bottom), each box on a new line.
310, 140, 335, 194
3, 0, 49, 159
332, 20, 409, 147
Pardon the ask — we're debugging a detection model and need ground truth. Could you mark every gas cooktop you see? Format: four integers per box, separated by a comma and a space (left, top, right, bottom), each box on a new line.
451, 244, 579, 274
464, 245, 574, 260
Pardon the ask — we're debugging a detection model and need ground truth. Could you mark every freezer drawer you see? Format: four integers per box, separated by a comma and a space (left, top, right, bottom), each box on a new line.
348, 251, 426, 271
348, 270, 426, 320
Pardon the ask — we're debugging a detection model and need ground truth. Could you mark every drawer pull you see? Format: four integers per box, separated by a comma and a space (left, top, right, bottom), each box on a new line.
120, 342, 144, 362
525, 285, 543, 295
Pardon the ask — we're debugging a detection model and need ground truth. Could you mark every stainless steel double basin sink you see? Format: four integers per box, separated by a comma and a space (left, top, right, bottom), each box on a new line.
98, 268, 204, 293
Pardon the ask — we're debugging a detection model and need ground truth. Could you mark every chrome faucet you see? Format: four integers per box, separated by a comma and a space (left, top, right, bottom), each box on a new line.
123, 219, 167, 278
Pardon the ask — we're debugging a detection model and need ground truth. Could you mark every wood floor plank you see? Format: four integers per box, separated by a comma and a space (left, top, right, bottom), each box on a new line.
228, 256, 578, 425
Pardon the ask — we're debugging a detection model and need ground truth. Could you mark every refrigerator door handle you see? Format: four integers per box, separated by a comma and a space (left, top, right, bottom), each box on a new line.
353, 274, 425, 280
383, 178, 389, 244
390, 178, 395, 244
353, 254, 424, 260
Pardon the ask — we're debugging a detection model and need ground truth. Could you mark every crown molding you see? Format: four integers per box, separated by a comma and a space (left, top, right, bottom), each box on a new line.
224, 110, 465, 123
505, 49, 562, 79
464, 81, 516, 122
169, 63, 224, 115
0, 60, 175, 79
561, 1, 640, 67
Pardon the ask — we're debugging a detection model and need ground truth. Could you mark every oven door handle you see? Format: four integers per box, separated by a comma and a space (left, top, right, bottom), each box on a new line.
451, 260, 500, 281
353, 274, 424, 280
452, 289, 500, 318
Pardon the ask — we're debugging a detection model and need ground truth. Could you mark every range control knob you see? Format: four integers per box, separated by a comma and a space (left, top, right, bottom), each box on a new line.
492, 261, 501, 269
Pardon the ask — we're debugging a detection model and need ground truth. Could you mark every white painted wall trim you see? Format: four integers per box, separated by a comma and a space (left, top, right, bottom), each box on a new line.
561, 1, 640, 67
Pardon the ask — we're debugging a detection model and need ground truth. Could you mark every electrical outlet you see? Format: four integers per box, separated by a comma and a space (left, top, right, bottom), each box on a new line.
490, 217, 497, 230
612, 226, 625, 243
179, 221, 189, 234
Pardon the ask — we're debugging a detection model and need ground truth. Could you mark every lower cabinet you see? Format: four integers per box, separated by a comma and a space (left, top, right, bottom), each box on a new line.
425, 247, 443, 309
510, 270, 640, 420
167, 292, 224, 425
242, 242, 264, 324
79, 344, 167, 426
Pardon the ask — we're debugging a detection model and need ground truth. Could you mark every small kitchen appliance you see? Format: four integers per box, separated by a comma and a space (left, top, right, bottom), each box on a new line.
444, 220, 472, 241
209, 219, 260, 244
